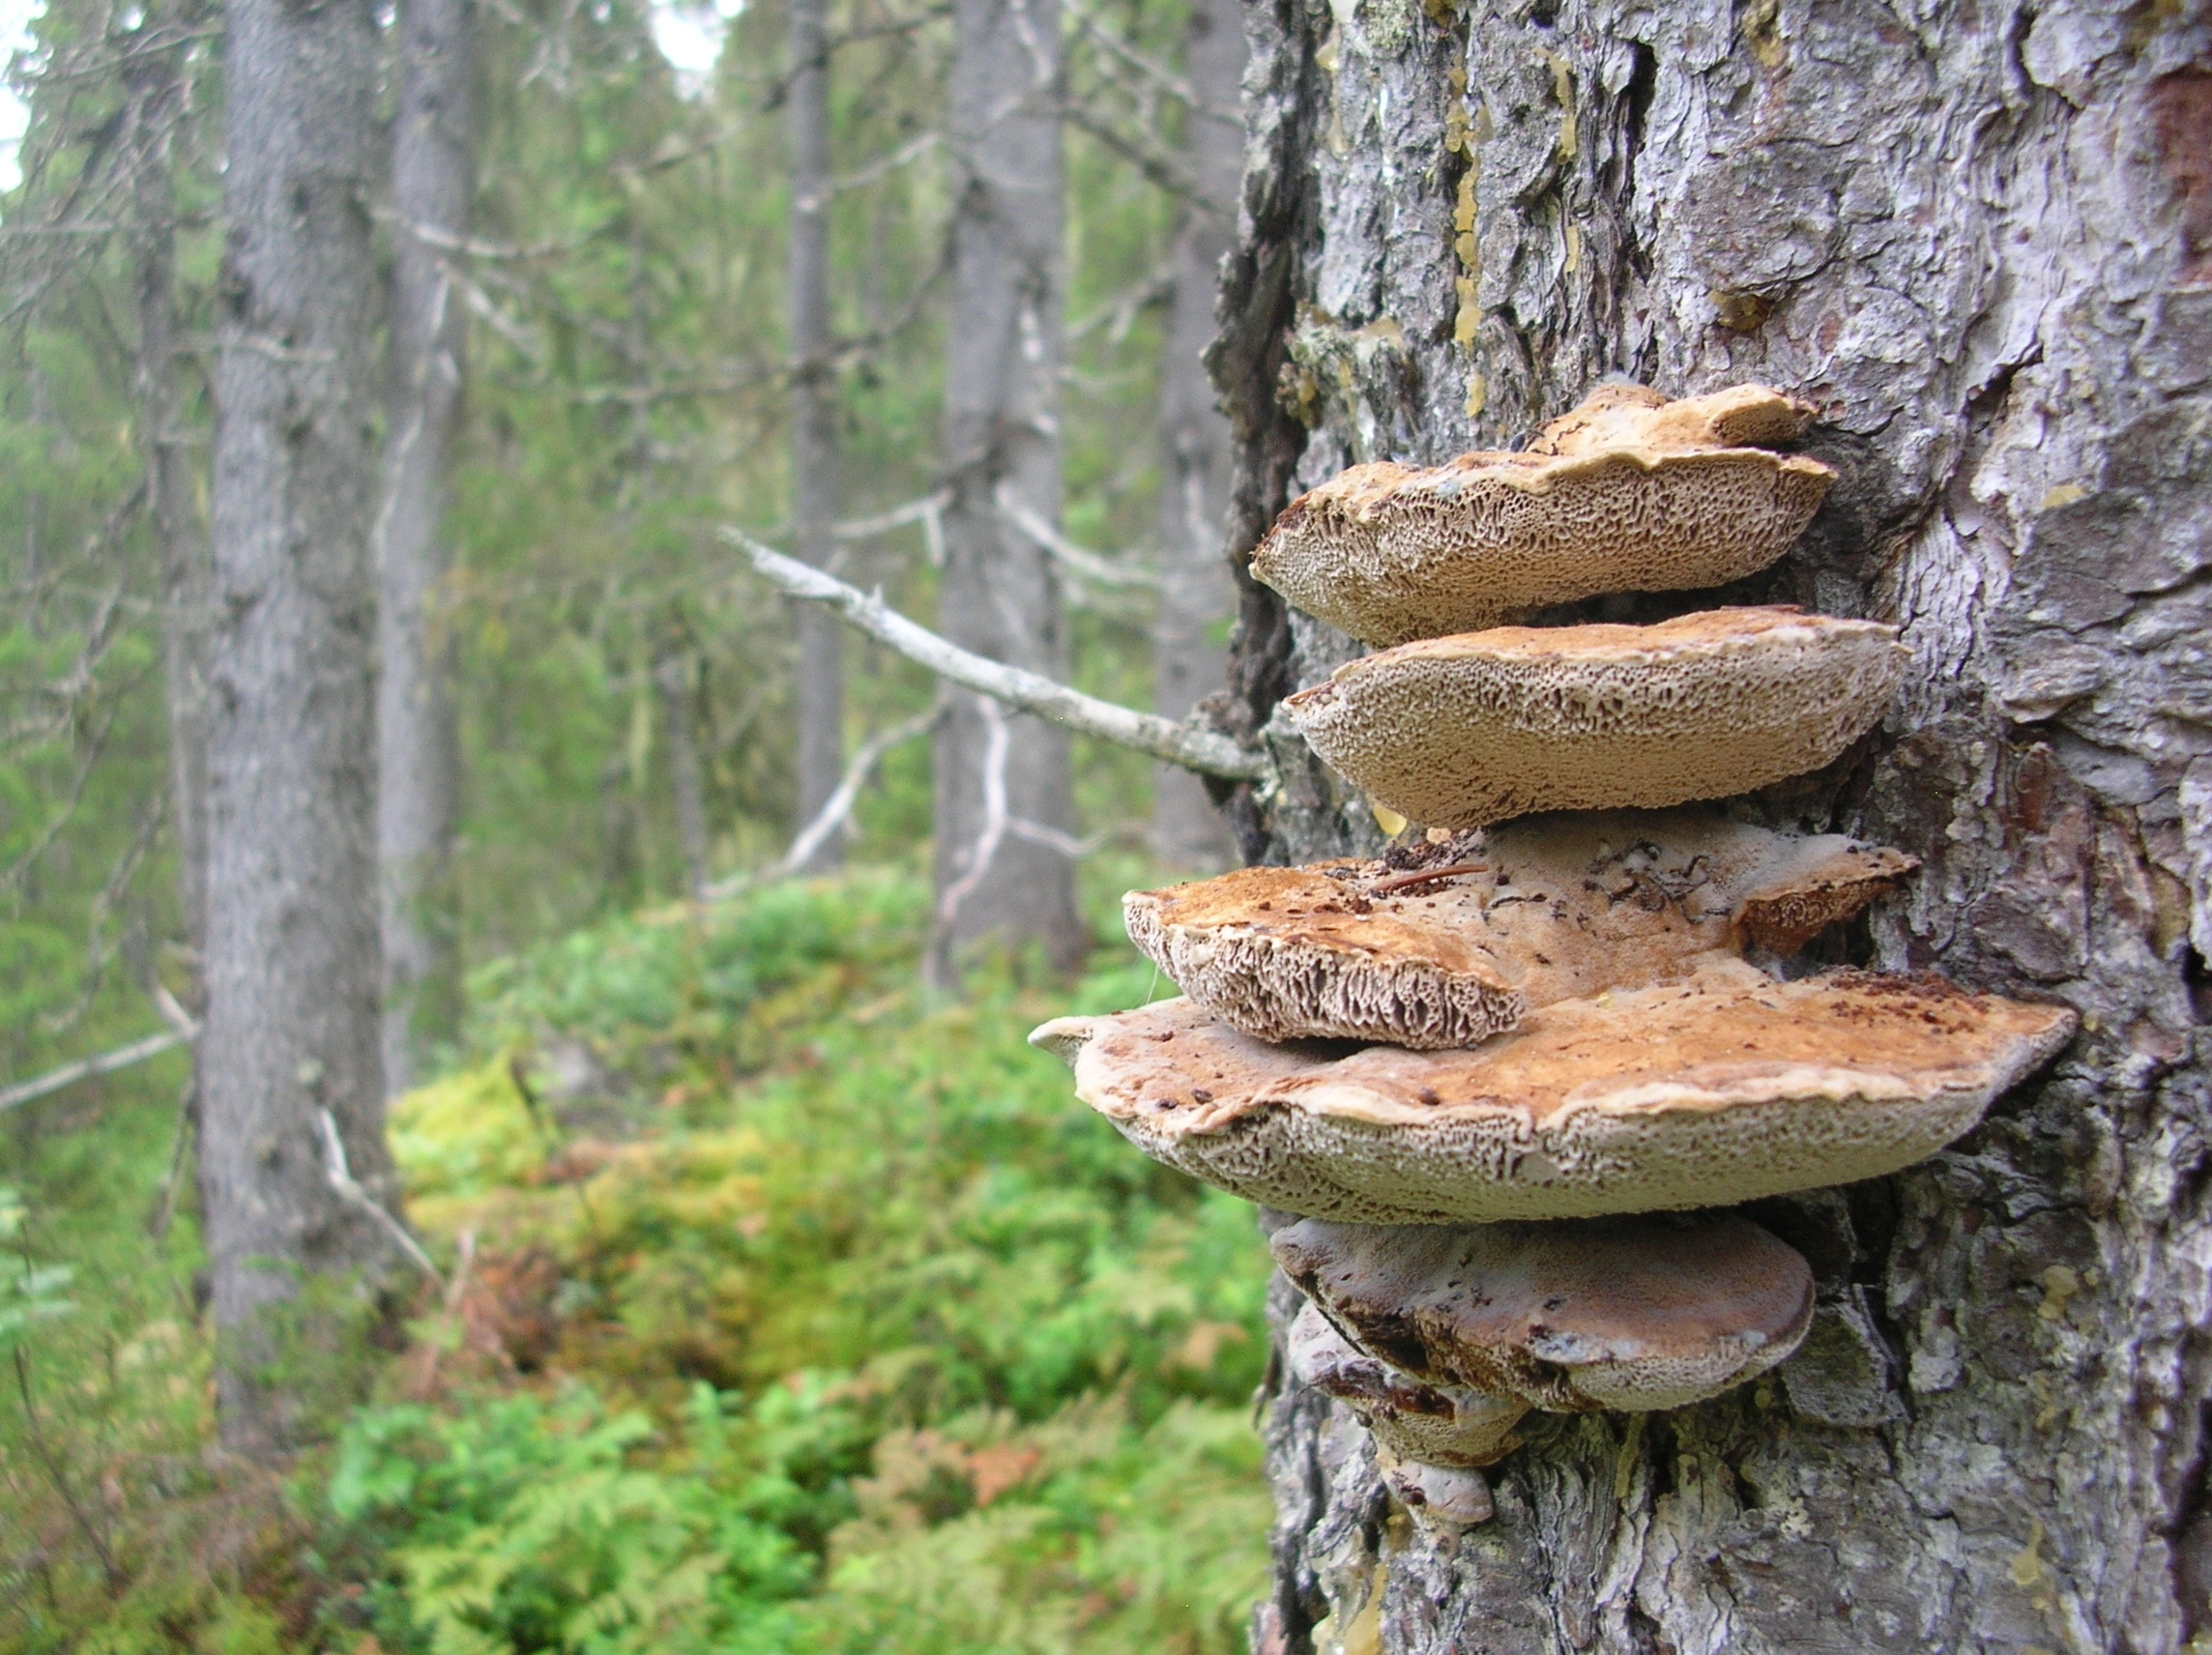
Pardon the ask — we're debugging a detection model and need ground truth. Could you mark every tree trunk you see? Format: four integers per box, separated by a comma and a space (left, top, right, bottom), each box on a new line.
787, 0, 845, 873
201, 0, 394, 1458
125, 9, 210, 973
376, 0, 475, 1094
1206, 1, 2212, 1648
1148, 0, 1244, 873
929, 0, 1087, 983
658, 647, 710, 901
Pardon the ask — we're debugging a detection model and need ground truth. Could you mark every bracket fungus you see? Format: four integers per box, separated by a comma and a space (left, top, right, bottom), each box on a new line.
1285, 1299, 1529, 1469
1249, 384, 1832, 646
1025, 379, 2085, 1516
1286, 607, 1908, 829
1121, 811, 1919, 1048
1271, 1212, 1814, 1413
1027, 965, 2077, 1224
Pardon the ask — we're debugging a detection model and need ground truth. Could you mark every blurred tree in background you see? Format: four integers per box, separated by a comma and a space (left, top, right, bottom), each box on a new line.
0, 0, 1259, 1642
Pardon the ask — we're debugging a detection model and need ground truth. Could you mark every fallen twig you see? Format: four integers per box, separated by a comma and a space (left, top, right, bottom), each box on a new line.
1368, 862, 1491, 896
315, 1110, 443, 1289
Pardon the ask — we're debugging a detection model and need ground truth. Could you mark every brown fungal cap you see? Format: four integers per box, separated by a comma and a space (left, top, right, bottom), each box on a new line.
1728, 835, 1919, 953
1026, 964, 2076, 1223
1285, 1300, 1528, 1467
1528, 383, 1818, 458
1249, 385, 1832, 646
1288, 607, 1907, 829
1121, 813, 1919, 1049
1121, 863, 1524, 1050
1274, 1212, 1814, 1413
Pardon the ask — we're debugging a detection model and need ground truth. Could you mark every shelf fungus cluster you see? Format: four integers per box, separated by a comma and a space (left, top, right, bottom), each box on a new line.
1029, 384, 2078, 1525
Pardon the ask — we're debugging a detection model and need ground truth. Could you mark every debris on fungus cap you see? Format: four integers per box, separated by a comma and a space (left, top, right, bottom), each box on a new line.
1120, 812, 1918, 1049
1478, 810, 1920, 976
1247, 385, 1833, 647
1273, 1212, 1815, 1413
1286, 607, 1908, 829
1026, 963, 2077, 1223
1285, 1299, 1528, 1469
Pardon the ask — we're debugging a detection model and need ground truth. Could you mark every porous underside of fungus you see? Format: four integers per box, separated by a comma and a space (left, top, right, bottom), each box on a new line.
1026, 961, 2077, 1223
1286, 1299, 1529, 1466
1121, 862, 1525, 1050
1287, 607, 1908, 829
1121, 811, 1918, 1048
1272, 1211, 1815, 1413
1248, 385, 1833, 646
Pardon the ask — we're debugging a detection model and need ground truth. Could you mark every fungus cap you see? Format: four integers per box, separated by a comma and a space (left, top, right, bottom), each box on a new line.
1027, 963, 2077, 1223
1249, 385, 1832, 646
1528, 383, 1817, 458
1287, 607, 1907, 828
1274, 1212, 1814, 1413
1285, 1300, 1528, 1467
1121, 813, 1918, 1048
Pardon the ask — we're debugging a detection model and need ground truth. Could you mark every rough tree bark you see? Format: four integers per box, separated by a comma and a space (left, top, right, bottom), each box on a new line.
376, 0, 476, 1093
1149, 0, 1245, 872
202, 0, 395, 1457
787, 0, 845, 873
1201, 0, 2212, 1649
929, 0, 1088, 982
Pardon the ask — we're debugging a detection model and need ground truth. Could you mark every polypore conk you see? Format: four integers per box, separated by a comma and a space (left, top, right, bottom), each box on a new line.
1274, 1212, 1814, 1413
1026, 964, 2077, 1223
1287, 607, 1907, 829
1120, 811, 1919, 1049
1526, 383, 1818, 458
1285, 1299, 1528, 1468
1248, 385, 1833, 646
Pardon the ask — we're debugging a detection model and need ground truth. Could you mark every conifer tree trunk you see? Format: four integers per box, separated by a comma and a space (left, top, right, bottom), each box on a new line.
787, 0, 845, 872
1149, 0, 1243, 872
929, 0, 1087, 981
657, 646, 711, 900
201, 0, 393, 1458
125, 8, 210, 970
377, 0, 476, 1092
1204, 1, 2212, 1647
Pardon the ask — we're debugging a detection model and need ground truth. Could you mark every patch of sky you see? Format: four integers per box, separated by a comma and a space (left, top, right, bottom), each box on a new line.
0, 0, 43, 196
649, 0, 742, 99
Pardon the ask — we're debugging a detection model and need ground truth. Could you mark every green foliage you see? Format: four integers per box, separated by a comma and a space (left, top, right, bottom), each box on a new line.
0, 1184, 76, 1347
320, 872, 1270, 1655
323, 1385, 815, 1655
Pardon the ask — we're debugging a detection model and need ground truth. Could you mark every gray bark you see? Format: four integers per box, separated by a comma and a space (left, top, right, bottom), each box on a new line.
376, 0, 475, 1093
201, 0, 394, 1458
787, 0, 845, 873
125, 11, 210, 971
657, 648, 710, 901
1204, 0, 2212, 1649
1149, 0, 1245, 872
929, 0, 1087, 982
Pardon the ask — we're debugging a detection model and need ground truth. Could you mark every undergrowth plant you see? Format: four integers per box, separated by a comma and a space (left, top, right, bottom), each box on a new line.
0, 867, 1270, 1653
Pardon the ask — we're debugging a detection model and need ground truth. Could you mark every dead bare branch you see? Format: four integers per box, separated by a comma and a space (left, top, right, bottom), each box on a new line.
726, 532, 1267, 781
704, 703, 944, 900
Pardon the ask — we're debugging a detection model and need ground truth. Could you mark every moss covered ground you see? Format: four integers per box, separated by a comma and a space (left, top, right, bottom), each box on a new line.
1, 861, 1273, 1653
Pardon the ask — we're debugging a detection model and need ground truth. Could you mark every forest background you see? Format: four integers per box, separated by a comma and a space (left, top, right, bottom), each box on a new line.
0, 0, 1280, 1646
